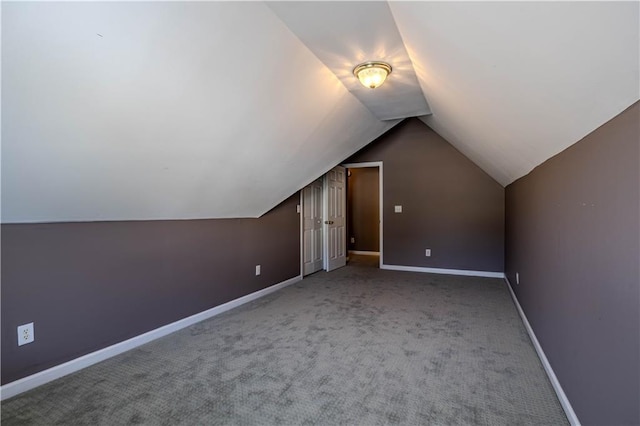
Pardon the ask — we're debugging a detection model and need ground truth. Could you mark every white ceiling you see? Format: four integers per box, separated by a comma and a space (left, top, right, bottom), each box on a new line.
390, 1, 639, 186
2, 1, 638, 223
267, 1, 431, 121
1, 2, 398, 222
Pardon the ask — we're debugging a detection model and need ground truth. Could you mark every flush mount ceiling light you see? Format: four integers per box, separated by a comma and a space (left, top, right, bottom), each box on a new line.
353, 61, 392, 89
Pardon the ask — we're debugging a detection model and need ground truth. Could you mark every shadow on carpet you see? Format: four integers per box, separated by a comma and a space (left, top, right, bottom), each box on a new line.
1, 263, 568, 425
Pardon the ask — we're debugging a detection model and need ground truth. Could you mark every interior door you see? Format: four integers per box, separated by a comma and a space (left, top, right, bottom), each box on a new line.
303, 179, 323, 276
324, 166, 346, 271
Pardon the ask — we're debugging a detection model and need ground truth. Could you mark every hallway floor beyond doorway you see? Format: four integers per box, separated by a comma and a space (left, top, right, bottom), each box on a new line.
347, 252, 380, 268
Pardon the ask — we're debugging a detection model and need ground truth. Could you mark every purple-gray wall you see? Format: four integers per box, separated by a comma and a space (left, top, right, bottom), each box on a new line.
347, 167, 380, 252
505, 102, 639, 425
1, 195, 300, 385
346, 118, 504, 273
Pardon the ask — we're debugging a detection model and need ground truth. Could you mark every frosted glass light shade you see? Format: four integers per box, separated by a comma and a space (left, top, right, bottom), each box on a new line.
353, 62, 392, 89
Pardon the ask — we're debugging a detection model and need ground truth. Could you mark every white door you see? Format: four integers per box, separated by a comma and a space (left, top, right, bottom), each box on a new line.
303, 179, 323, 276
324, 166, 347, 271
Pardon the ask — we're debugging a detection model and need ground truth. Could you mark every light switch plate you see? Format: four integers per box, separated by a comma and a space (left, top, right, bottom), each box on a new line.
425, 249, 431, 257
394, 205, 402, 213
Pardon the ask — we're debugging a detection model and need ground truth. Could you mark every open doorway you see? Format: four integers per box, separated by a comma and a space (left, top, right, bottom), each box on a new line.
343, 162, 383, 268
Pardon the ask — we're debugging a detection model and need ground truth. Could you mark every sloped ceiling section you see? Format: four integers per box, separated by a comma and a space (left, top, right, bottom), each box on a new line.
1, 2, 399, 223
390, 1, 640, 186
267, 1, 430, 121
4, 2, 639, 223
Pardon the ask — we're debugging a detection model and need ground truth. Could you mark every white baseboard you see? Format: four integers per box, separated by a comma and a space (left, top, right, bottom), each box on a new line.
504, 277, 580, 426
380, 263, 505, 279
0, 274, 302, 401
348, 250, 380, 256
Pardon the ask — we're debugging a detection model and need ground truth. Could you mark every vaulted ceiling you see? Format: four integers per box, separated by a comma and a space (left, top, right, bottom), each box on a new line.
2, 2, 638, 223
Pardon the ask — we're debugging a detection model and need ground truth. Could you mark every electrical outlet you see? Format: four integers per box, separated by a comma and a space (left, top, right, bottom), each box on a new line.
255, 265, 261, 276
516, 272, 520, 285
350, 237, 355, 244
394, 205, 402, 213
425, 249, 431, 257
18, 323, 34, 346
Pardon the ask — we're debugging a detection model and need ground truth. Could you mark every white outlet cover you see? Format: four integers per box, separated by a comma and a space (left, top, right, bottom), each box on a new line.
394, 205, 402, 213
17, 322, 34, 346
255, 265, 261, 276
425, 249, 431, 257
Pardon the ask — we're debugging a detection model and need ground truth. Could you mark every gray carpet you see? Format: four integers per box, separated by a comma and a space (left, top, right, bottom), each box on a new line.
1, 256, 568, 425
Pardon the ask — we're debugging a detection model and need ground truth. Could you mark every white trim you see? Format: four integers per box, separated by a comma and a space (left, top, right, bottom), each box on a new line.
322, 171, 329, 270
0, 275, 302, 401
299, 190, 304, 278
342, 161, 383, 266
380, 263, 505, 278
342, 161, 381, 169
504, 277, 581, 426
349, 250, 380, 256
379, 164, 383, 266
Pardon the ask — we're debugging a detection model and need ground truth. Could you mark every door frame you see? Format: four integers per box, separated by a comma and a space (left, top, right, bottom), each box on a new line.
300, 161, 383, 277
299, 190, 304, 277
341, 161, 384, 266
